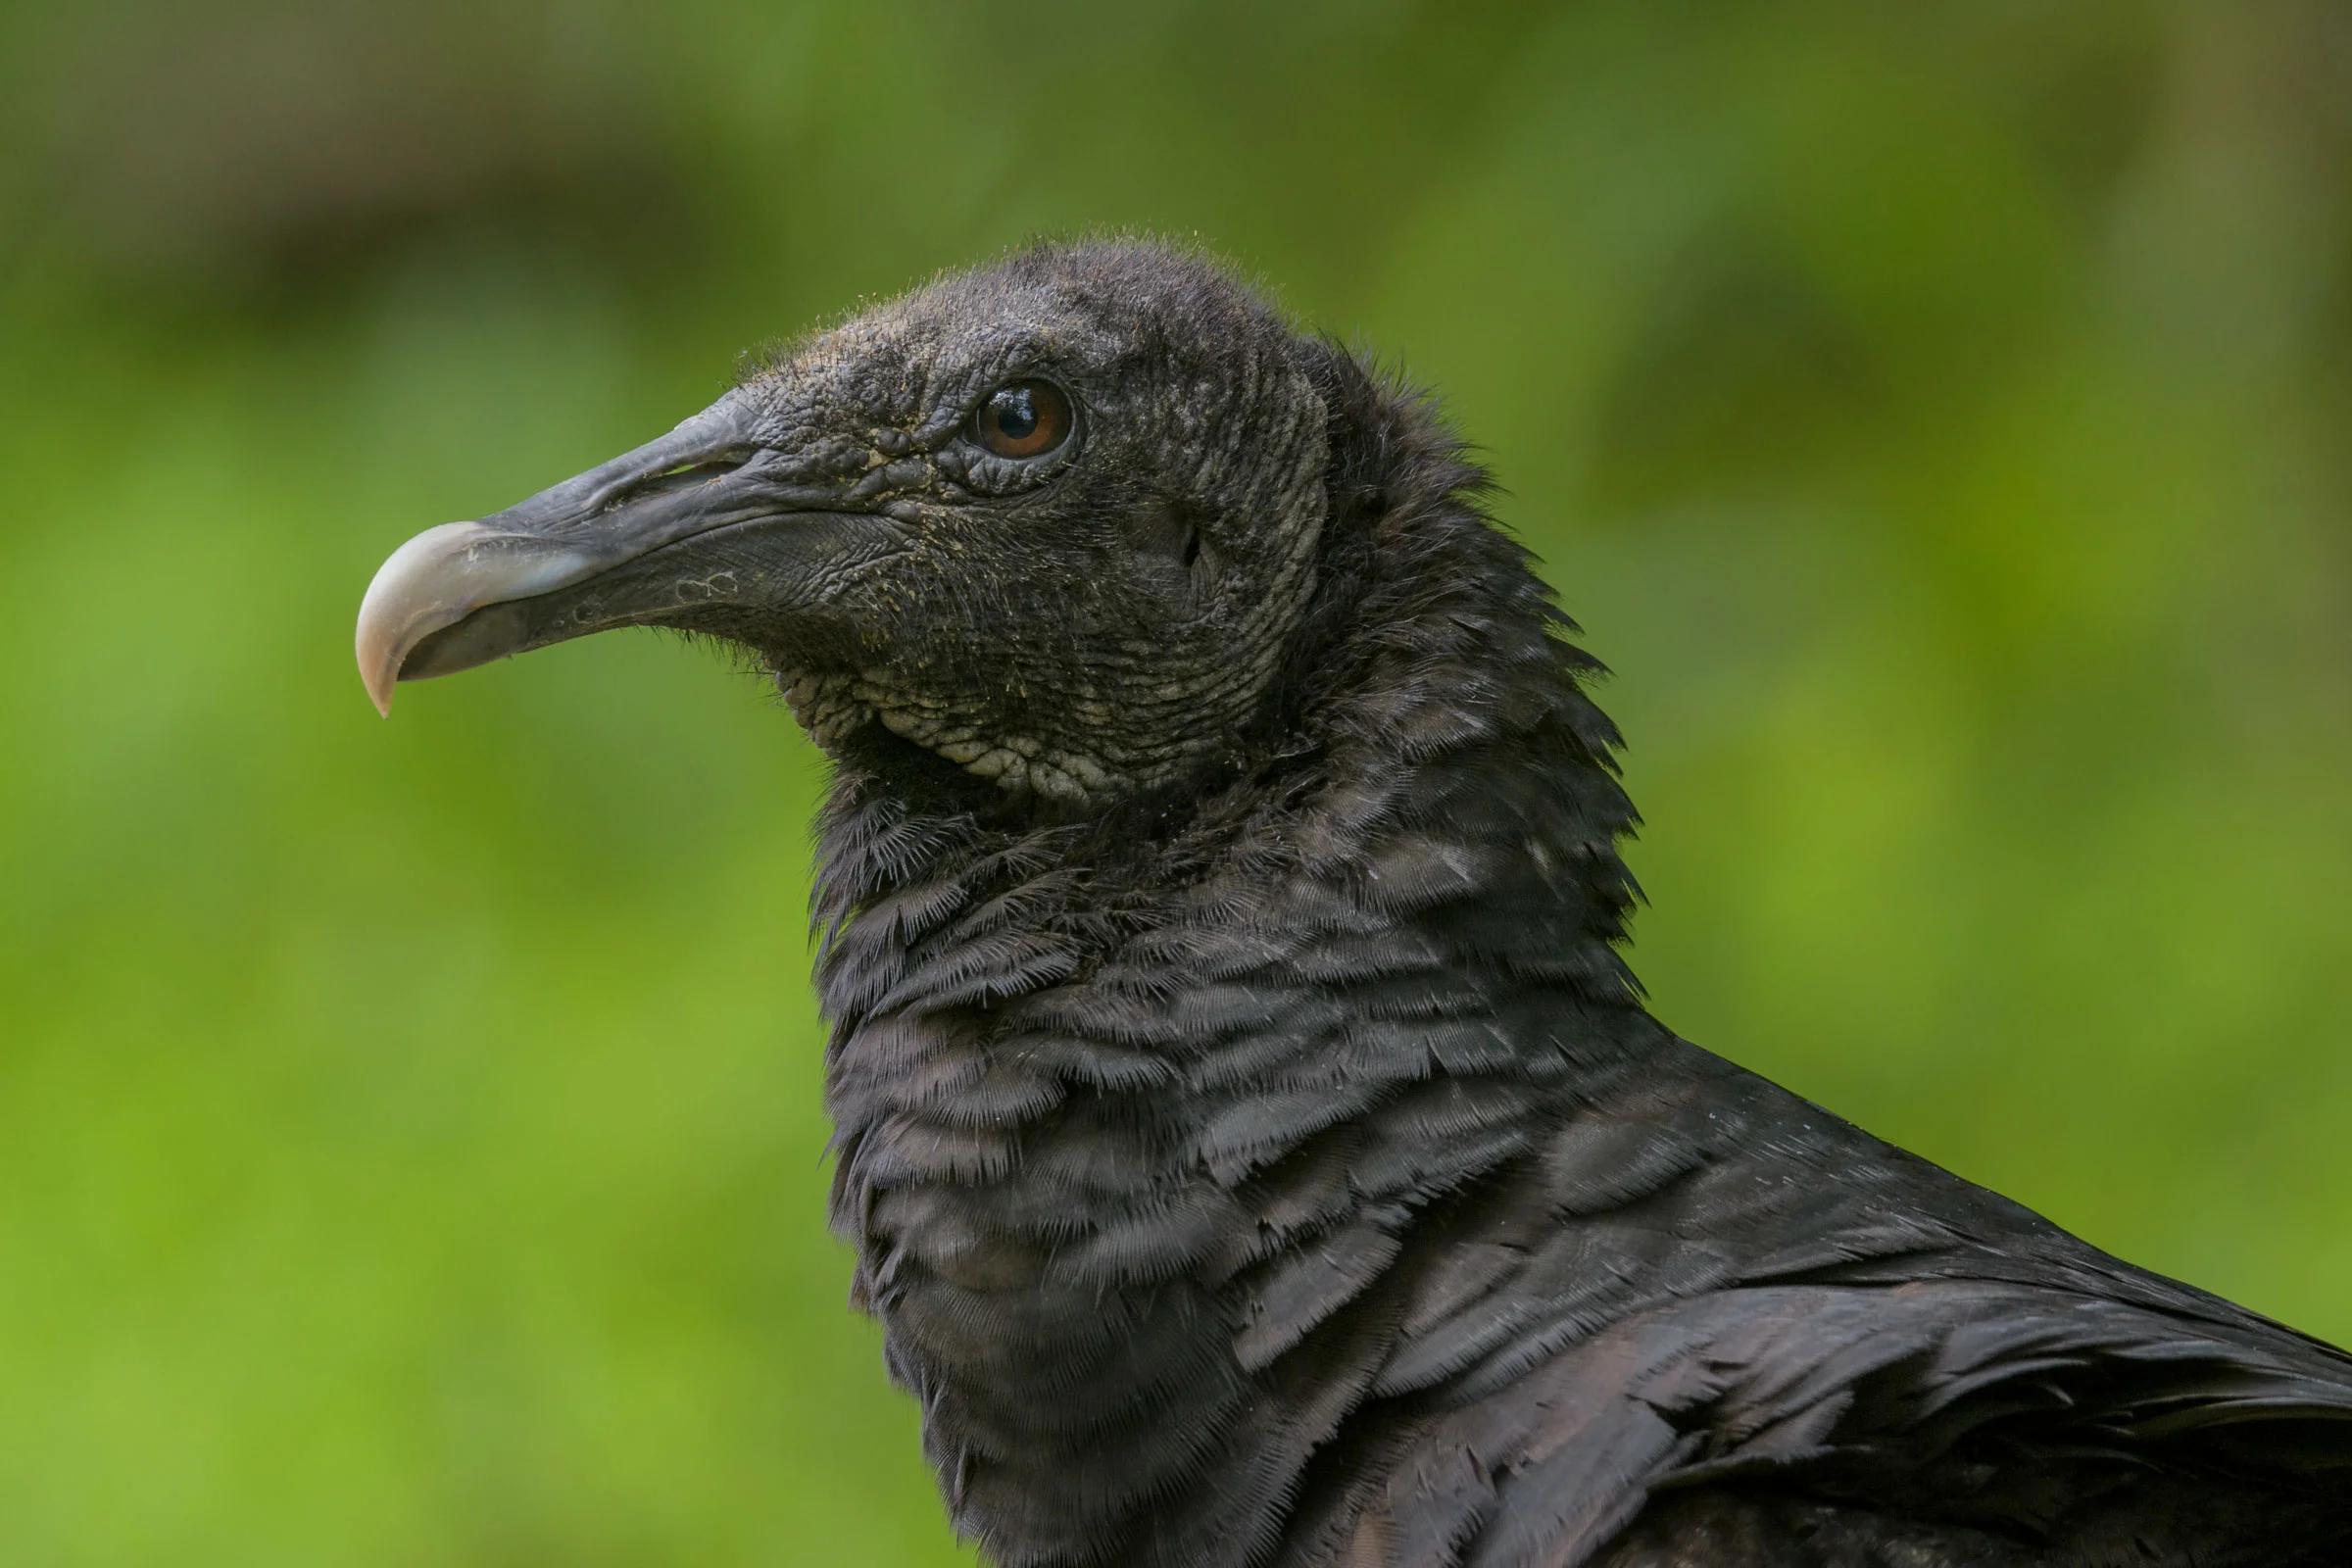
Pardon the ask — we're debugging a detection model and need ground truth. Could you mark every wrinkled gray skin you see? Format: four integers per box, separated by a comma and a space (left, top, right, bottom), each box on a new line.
756, 255, 1328, 802
360, 241, 2352, 1567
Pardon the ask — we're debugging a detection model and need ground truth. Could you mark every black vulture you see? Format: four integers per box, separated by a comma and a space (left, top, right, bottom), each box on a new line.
356, 241, 2352, 1566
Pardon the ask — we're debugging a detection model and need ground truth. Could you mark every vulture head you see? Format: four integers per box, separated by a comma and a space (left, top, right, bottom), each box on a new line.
358, 242, 1349, 803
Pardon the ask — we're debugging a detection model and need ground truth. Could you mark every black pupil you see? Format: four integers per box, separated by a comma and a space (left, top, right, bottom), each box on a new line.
993, 387, 1039, 441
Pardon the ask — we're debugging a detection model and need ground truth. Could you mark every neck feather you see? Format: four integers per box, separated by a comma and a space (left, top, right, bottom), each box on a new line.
806, 398, 1657, 1567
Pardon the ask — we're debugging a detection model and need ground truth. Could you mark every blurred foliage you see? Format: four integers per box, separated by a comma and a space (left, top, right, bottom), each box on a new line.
3, 2, 2350, 1562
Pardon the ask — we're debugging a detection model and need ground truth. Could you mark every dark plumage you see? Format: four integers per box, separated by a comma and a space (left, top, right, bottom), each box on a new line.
358, 240, 2352, 1565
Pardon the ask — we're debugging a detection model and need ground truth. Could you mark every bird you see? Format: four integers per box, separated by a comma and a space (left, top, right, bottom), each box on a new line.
356, 239, 2352, 1566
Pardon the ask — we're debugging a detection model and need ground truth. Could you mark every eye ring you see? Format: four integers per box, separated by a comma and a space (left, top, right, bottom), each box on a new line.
970, 378, 1073, 460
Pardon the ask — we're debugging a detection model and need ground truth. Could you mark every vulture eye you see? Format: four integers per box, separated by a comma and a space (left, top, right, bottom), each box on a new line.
971, 379, 1073, 460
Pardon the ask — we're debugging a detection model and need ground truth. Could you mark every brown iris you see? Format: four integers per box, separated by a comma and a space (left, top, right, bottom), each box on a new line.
972, 379, 1073, 459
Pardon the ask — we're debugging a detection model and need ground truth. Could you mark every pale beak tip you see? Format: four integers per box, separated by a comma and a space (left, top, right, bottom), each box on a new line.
354, 518, 609, 717
357, 629, 396, 716
354, 520, 496, 721
355, 594, 409, 717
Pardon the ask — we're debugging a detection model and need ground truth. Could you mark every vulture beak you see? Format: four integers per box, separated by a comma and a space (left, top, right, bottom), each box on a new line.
356, 392, 786, 715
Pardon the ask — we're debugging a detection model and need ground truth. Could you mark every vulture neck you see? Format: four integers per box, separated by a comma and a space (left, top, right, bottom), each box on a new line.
806, 418, 1658, 1567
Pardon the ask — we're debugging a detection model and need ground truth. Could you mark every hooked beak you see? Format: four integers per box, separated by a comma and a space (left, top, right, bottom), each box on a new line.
355, 391, 886, 715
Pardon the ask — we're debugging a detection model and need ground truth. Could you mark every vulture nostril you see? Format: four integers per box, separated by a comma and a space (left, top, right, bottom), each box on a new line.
606, 451, 755, 511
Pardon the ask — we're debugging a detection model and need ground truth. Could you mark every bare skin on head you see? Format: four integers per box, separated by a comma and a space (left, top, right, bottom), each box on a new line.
359, 241, 2352, 1567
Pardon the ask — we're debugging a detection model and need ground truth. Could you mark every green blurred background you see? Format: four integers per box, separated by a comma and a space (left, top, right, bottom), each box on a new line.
3, 2, 2348, 1561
